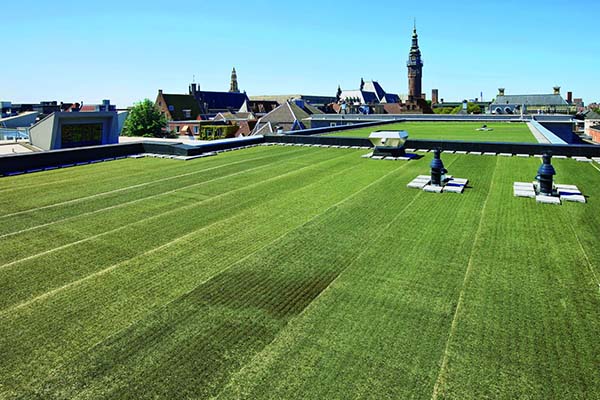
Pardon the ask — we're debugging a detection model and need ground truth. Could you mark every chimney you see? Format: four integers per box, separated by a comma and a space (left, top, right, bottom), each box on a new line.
498, 88, 505, 96
158, 89, 163, 95
432, 89, 439, 105
567, 91, 573, 103
553, 86, 561, 95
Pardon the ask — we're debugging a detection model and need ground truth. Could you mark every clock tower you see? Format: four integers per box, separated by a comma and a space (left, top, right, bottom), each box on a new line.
407, 25, 423, 102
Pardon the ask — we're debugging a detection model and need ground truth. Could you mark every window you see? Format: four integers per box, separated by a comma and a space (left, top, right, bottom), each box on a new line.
176, 126, 180, 133
194, 126, 199, 134
183, 109, 191, 119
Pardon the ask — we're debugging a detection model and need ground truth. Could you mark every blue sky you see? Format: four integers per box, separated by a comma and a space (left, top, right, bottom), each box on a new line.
2, 0, 599, 107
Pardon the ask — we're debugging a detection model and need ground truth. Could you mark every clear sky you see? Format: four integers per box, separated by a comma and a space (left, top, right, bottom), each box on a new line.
2, 0, 599, 107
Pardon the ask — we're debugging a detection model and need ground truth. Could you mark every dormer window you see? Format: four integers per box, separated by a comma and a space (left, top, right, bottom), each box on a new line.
183, 109, 191, 119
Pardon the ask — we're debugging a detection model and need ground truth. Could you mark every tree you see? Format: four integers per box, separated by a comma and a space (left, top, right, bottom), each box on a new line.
122, 99, 169, 138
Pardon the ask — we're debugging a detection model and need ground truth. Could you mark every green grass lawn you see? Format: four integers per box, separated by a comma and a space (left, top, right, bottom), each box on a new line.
326, 121, 538, 143
0, 146, 599, 399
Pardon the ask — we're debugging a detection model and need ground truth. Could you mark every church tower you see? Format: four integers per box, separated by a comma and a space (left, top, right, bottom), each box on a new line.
407, 24, 423, 102
229, 67, 240, 93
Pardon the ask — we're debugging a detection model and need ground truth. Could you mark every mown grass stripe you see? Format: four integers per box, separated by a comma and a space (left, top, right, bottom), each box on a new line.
432, 156, 498, 400
0, 151, 366, 316
0, 148, 332, 268
0, 148, 305, 219
0, 148, 325, 240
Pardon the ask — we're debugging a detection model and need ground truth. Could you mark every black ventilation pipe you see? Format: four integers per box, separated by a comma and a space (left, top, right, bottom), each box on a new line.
536, 153, 556, 196
430, 149, 448, 186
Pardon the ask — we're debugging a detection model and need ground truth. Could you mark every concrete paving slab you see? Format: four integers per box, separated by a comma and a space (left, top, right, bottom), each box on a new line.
536, 195, 561, 205
561, 194, 586, 203
443, 185, 464, 193
423, 185, 444, 193
514, 190, 536, 198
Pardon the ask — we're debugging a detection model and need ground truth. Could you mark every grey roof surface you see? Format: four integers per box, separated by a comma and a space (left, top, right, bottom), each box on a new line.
493, 94, 567, 106
583, 110, 600, 119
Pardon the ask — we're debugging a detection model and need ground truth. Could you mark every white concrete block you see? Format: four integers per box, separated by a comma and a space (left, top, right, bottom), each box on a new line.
514, 190, 536, 198
407, 181, 428, 189
455, 151, 468, 154
499, 153, 512, 157
469, 151, 482, 155
384, 156, 397, 161
361, 153, 374, 158
536, 195, 561, 205
554, 155, 567, 159
423, 185, 444, 193
397, 156, 412, 161
561, 194, 586, 203
483, 152, 496, 156
555, 184, 579, 191
574, 157, 592, 162
443, 185, 464, 193
371, 156, 384, 160
516, 154, 530, 158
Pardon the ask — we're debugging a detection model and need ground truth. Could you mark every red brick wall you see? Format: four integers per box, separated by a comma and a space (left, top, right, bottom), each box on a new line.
590, 127, 600, 144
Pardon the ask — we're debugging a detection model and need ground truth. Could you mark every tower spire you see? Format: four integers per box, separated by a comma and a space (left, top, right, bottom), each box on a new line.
229, 67, 240, 93
407, 24, 423, 102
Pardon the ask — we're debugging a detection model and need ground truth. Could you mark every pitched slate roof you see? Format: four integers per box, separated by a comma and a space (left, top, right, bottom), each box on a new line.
341, 90, 379, 104
493, 94, 567, 106
194, 91, 249, 112
362, 81, 386, 101
340, 81, 400, 105
583, 110, 600, 119
161, 94, 202, 121
252, 100, 322, 135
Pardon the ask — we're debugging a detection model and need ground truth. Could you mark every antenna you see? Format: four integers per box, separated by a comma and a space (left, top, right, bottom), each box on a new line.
414, 17, 416, 30
193, 74, 196, 83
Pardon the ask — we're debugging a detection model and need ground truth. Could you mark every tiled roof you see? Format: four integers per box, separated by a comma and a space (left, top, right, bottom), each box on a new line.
194, 91, 248, 112
583, 110, 600, 119
161, 94, 202, 121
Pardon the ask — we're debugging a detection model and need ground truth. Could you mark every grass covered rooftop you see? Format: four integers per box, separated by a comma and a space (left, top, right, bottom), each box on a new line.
325, 121, 538, 143
0, 145, 599, 399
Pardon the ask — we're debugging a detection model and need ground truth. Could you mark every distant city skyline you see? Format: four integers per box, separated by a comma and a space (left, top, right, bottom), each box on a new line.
2, 0, 599, 107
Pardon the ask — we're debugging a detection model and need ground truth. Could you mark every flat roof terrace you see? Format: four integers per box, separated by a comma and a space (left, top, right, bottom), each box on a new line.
0, 146, 599, 399
325, 121, 538, 143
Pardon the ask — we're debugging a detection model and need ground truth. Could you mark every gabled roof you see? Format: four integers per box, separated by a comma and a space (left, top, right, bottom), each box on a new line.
341, 90, 379, 104
362, 81, 386, 101
194, 91, 249, 112
381, 93, 400, 103
253, 121, 274, 135
493, 94, 567, 106
583, 110, 600, 119
161, 94, 202, 121
252, 99, 322, 134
